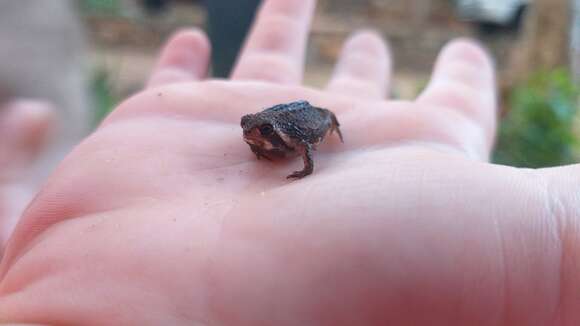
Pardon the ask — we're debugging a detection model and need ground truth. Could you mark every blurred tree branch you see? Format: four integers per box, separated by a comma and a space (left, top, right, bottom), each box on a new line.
507, 0, 572, 85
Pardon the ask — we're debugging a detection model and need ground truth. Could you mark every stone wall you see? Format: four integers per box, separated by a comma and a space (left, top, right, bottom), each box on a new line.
84, 1, 515, 96
312, 0, 473, 71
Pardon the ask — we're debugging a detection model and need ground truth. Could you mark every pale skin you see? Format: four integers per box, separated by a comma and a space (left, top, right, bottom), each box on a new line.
0, 0, 580, 324
0, 100, 53, 250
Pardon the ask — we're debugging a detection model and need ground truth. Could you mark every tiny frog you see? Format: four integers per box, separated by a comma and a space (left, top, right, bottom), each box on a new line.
241, 100, 343, 179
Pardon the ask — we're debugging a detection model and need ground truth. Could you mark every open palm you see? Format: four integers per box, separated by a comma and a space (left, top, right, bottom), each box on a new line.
1, 0, 579, 325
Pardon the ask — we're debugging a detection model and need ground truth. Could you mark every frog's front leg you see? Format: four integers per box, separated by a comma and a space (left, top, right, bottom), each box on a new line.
249, 144, 271, 161
287, 143, 313, 179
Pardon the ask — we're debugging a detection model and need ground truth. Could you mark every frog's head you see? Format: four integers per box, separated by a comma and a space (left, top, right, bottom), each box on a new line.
241, 113, 285, 151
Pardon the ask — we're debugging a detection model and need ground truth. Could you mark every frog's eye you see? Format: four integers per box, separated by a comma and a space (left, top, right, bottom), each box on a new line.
259, 124, 274, 136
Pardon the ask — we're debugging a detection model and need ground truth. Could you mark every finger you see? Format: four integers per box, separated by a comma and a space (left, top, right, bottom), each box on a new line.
231, 0, 316, 84
326, 30, 391, 99
147, 28, 210, 88
416, 39, 497, 158
0, 184, 33, 257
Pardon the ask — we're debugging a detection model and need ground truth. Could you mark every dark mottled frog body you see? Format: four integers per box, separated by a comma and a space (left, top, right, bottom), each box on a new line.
241, 100, 343, 179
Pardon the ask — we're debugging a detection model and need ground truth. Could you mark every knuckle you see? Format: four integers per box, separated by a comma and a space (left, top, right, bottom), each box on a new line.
329, 77, 382, 97
445, 39, 490, 67
421, 80, 492, 122
417, 109, 490, 160
340, 52, 385, 79
252, 14, 303, 52
235, 53, 300, 83
347, 31, 386, 56
439, 60, 489, 87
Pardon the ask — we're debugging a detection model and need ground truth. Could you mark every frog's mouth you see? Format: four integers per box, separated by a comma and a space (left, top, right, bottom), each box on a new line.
244, 136, 274, 150
244, 128, 267, 146
243, 136, 260, 146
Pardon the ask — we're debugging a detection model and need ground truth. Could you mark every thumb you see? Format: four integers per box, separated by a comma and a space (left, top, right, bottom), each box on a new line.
0, 99, 55, 179
0, 99, 55, 254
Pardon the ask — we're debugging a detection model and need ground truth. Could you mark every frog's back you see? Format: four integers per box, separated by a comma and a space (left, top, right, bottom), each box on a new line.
265, 100, 330, 122
263, 100, 333, 145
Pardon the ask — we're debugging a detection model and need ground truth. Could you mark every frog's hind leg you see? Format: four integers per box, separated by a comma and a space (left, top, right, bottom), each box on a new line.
330, 112, 343, 143
287, 143, 313, 179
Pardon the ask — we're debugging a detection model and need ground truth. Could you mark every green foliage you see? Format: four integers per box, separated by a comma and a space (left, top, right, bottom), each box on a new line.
493, 70, 580, 167
80, 0, 122, 16
91, 68, 118, 127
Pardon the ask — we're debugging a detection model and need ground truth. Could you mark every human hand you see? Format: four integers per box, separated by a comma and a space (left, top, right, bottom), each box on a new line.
1, 0, 579, 324
0, 100, 53, 252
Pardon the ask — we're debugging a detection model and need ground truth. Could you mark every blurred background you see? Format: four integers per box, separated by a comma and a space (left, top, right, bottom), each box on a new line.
0, 0, 579, 172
